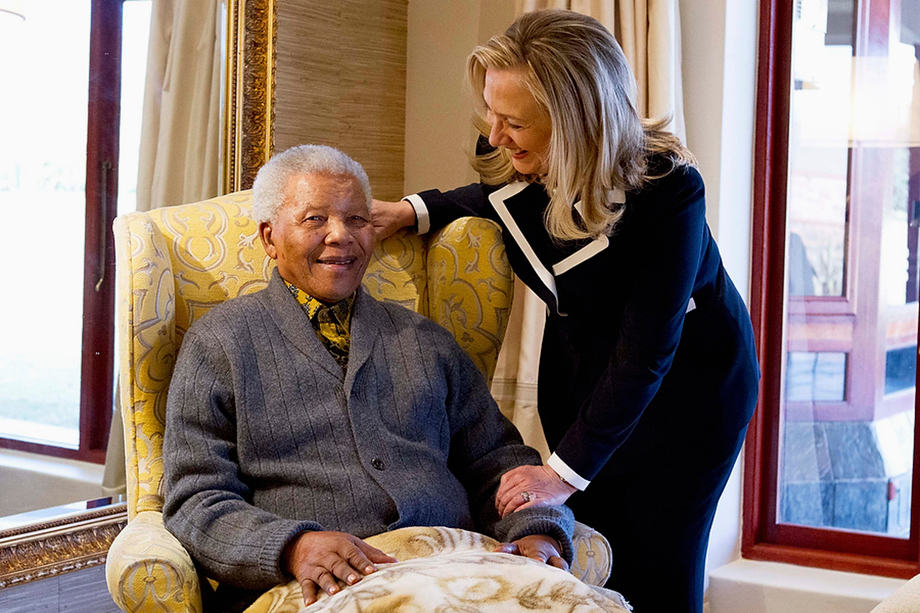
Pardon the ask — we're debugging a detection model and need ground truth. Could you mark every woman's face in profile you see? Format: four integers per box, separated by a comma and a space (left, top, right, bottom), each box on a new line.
483, 67, 552, 176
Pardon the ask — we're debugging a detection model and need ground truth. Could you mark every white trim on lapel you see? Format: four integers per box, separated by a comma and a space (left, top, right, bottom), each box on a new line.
488, 183, 560, 309
549, 195, 618, 276
552, 236, 609, 275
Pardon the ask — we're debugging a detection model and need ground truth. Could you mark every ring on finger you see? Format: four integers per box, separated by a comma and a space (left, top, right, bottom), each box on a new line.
521, 490, 536, 502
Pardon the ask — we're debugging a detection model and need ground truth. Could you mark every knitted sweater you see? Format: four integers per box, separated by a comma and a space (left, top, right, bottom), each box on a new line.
163, 270, 574, 591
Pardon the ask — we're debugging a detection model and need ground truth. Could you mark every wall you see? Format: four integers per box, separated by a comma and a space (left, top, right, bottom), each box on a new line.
680, 0, 758, 596
273, 0, 408, 201
403, 0, 516, 194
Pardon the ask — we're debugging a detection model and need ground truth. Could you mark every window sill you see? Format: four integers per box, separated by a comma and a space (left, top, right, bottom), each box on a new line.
0, 449, 105, 523
708, 559, 906, 613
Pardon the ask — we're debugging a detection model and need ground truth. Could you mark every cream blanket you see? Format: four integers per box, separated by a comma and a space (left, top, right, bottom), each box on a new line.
245, 527, 630, 613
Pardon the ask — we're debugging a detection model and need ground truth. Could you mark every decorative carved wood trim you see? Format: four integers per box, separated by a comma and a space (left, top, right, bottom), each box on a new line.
223, 0, 276, 193
0, 503, 127, 589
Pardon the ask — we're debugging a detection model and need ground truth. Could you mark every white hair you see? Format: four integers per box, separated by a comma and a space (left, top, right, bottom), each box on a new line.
250, 144, 372, 224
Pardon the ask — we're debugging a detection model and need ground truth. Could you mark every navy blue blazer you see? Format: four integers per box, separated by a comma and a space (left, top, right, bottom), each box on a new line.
412, 160, 759, 482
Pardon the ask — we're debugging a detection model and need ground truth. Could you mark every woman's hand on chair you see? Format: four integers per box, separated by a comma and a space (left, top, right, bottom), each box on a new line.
496, 465, 577, 518
371, 199, 416, 241
282, 530, 397, 606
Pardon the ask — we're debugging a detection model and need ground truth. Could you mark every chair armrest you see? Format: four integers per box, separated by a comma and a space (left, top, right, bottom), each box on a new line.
571, 520, 612, 587
105, 511, 202, 613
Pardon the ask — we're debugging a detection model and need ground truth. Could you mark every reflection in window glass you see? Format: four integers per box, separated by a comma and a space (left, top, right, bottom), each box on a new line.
881, 148, 917, 306
886, 346, 917, 395
785, 143, 849, 297
778, 0, 918, 538
786, 352, 847, 402
785, 16, 851, 298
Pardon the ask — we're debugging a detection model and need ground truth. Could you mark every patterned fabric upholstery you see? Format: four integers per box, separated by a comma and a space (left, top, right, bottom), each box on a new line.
106, 511, 202, 613
105, 190, 611, 612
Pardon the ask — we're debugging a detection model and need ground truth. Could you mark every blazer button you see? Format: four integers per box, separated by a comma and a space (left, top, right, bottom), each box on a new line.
371, 458, 385, 471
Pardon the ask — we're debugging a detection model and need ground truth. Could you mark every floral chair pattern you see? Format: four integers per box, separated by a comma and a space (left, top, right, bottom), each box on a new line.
104, 191, 612, 612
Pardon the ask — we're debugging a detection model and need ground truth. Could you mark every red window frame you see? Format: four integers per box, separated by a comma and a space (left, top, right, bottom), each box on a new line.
0, 0, 122, 464
743, 0, 920, 578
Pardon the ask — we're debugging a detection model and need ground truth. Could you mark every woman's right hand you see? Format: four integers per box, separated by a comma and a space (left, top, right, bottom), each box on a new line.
371, 199, 416, 241
496, 465, 577, 518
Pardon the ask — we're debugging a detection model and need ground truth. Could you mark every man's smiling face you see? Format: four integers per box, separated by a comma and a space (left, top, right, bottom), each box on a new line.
259, 172, 375, 303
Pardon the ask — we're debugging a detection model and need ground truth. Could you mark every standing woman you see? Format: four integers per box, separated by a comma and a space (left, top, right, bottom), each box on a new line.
374, 9, 758, 612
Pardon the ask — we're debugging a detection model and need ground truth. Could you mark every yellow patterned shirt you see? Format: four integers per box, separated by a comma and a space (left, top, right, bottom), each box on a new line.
286, 283, 355, 371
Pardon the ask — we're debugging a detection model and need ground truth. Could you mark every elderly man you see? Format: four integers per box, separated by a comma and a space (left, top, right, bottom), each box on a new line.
163, 144, 574, 611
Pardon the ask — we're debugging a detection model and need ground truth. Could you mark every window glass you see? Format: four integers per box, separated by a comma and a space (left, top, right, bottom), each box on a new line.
0, 0, 151, 450
778, 0, 919, 538
0, 1, 92, 448
118, 0, 152, 218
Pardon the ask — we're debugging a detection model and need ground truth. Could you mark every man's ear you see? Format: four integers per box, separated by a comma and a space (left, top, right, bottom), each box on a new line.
259, 221, 278, 260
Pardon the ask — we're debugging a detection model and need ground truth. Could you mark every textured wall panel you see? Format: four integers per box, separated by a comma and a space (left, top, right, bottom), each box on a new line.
274, 1, 407, 201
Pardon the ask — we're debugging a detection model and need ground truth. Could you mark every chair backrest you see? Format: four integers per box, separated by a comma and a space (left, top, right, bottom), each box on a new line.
114, 190, 512, 519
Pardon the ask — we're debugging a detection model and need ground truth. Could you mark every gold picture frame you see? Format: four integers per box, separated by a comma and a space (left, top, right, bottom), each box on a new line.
223, 0, 276, 193
0, 502, 127, 589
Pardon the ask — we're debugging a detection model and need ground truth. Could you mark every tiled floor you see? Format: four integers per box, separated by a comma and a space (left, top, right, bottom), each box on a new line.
0, 565, 120, 613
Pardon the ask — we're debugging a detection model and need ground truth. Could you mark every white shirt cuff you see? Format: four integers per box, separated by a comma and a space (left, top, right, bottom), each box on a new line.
403, 194, 430, 234
547, 453, 591, 491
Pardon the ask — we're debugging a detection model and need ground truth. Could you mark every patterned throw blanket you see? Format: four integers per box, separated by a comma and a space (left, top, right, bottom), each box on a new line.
245, 526, 630, 613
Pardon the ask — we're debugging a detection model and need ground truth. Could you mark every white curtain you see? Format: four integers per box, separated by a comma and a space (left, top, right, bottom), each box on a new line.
494, 0, 686, 457
516, 0, 685, 140
102, 380, 126, 498
492, 278, 551, 459
136, 0, 222, 212
103, 0, 223, 497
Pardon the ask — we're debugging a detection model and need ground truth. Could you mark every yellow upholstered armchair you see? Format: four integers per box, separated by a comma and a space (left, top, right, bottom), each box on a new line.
105, 191, 613, 612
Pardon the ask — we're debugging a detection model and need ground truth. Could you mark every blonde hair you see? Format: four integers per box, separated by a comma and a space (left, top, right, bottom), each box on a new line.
468, 9, 694, 241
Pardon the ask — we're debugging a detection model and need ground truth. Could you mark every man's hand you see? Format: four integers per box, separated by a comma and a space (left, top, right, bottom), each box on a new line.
371, 199, 416, 241
496, 465, 577, 518
494, 534, 569, 571
282, 531, 397, 606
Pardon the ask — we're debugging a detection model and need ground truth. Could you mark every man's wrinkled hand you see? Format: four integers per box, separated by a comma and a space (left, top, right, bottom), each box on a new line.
494, 534, 569, 571
282, 531, 397, 606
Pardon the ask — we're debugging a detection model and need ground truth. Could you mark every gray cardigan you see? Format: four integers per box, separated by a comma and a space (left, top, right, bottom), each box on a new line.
163, 270, 574, 590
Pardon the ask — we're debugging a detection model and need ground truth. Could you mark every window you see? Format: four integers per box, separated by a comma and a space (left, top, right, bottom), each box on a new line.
0, 0, 150, 462
745, 0, 920, 576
